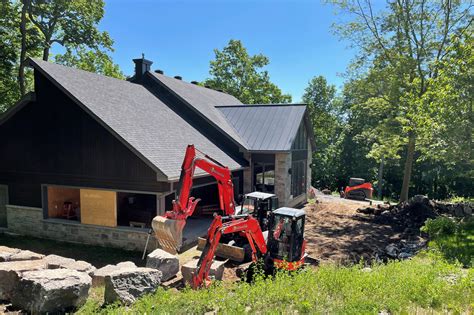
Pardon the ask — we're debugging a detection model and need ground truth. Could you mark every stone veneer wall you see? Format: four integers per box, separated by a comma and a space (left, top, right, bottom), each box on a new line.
275, 153, 292, 206
6, 205, 149, 251
243, 152, 253, 194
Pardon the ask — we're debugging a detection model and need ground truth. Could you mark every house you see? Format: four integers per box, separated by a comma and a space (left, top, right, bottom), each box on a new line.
0, 57, 314, 251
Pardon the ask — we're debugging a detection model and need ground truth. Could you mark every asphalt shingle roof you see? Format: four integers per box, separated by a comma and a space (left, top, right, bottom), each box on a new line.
148, 72, 248, 148
217, 104, 307, 152
29, 58, 243, 180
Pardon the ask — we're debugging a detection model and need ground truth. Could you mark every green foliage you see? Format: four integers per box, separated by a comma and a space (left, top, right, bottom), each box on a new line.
54, 47, 125, 80
328, 0, 473, 201
204, 40, 292, 104
422, 217, 474, 267
421, 217, 457, 237
78, 256, 473, 314
303, 76, 346, 189
0, 0, 123, 113
28, 0, 113, 60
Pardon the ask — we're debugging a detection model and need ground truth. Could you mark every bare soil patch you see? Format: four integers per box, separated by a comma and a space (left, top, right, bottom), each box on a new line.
304, 195, 403, 264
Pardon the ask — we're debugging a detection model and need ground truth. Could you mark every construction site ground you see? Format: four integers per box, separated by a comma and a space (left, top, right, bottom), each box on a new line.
171, 194, 397, 285
303, 193, 395, 264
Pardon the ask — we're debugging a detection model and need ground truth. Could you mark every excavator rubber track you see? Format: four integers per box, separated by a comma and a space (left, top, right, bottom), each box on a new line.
152, 216, 186, 254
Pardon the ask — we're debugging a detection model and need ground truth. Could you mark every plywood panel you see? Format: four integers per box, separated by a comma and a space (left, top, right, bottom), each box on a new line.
80, 189, 117, 227
47, 186, 80, 218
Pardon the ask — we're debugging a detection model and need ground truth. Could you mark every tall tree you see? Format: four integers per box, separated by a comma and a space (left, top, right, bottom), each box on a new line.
330, 0, 473, 201
303, 76, 344, 189
27, 0, 112, 61
204, 40, 292, 104
0, 1, 21, 112
15, 0, 114, 98
55, 46, 125, 80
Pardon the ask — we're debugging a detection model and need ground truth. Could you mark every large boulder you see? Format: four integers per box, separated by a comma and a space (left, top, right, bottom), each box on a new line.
104, 268, 162, 305
44, 254, 96, 276
0, 259, 46, 300
11, 269, 91, 313
43, 254, 75, 268
0, 246, 21, 262
92, 261, 137, 287
181, 259, 225, 286
146, 249, 179, 281
8, 250, 44, 262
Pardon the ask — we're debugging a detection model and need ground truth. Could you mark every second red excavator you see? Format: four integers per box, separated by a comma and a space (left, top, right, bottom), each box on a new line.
192, 207, 307, 289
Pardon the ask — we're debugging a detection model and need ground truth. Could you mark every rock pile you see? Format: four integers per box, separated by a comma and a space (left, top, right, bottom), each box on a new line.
0, 247, 93, 313
356, 195, 471, 261
357, 195, 472, 232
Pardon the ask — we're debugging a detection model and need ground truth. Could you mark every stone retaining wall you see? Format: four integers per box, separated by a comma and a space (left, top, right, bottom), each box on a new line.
6, 205, 150, 251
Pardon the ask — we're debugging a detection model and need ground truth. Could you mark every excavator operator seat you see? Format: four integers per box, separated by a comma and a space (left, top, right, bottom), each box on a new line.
267, 207, 305, 262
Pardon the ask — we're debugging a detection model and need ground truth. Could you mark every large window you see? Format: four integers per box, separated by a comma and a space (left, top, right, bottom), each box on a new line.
45, 185, 157, 228
254, 163, 275, 193
291, 160, 306, 197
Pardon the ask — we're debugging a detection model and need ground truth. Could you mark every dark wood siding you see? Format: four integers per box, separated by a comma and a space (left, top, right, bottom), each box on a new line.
0, 72, 170, 207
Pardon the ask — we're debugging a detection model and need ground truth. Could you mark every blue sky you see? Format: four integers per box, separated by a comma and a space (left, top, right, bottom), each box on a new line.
98, 0, 354, 102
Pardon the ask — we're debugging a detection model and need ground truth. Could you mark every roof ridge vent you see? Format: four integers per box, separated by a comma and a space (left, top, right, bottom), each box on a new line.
174, 75, 182, 80
155, 69, 164, 74
191, 81, 199, 85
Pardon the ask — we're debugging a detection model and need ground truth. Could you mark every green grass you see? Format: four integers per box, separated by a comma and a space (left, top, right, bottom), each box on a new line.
421, 217, 474, 268
78, 254, 473, 314
0, 233, 145, 268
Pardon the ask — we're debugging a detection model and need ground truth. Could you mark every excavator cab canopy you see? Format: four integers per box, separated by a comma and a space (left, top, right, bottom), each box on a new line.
239, 192, 278, 231
267, 207, 305, 262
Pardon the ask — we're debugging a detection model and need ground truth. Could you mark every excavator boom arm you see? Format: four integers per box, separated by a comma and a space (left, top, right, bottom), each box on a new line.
153, 145, 237, 253
170, 145, 236, 219
192, 215, 267, 289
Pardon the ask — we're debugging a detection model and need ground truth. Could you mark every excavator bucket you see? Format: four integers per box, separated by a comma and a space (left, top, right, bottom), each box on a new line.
152, 216, 186, 254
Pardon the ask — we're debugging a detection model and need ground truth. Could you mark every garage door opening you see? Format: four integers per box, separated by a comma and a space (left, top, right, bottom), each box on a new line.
117, 192, 157, 228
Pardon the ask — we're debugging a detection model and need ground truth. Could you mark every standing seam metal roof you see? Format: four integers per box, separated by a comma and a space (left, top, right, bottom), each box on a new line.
28, 58, 243, 180
217, 104, 307, 152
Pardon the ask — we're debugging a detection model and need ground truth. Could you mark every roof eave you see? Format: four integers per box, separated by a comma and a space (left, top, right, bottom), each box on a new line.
0, 92, 36, 127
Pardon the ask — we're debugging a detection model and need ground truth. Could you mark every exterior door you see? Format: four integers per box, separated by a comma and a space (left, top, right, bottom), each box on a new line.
0, 185, 8, 227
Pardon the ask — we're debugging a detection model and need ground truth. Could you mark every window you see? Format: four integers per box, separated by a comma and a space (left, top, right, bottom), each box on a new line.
254, 163, 275, 193
292, 124, 308, 150
291, 160, 306, 197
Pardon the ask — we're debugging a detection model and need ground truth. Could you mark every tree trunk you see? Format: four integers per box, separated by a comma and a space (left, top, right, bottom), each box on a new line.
42, 46, 50, 61
377, 155, 384, 200
18, 0, 29, 96
400, 134, 416, 202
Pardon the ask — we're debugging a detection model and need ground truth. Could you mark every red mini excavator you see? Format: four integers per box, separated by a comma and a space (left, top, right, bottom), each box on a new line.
153, 145, 280, 254
192, 207, 306, 289
152, 145, 237, 253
